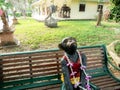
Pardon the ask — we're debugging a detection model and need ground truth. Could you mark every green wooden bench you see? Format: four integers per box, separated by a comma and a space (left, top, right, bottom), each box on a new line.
80, 45, 120, 90
0, 44, 120, 90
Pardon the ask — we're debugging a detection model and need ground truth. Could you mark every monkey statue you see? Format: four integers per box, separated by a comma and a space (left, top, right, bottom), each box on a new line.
0, 8, 10, 31
58, 37, 91, 90
60, 4, 71, 18
44, 3, 57, 28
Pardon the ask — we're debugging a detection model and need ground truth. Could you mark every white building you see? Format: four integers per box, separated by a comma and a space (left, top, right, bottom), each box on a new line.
31, 0, 110, 20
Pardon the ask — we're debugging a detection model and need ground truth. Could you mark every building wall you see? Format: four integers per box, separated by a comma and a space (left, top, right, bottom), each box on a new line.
70, 1, 108, 19
32, 0, 109, 20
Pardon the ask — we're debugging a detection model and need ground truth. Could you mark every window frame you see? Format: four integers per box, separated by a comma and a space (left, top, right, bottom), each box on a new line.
79, 3, 86, 12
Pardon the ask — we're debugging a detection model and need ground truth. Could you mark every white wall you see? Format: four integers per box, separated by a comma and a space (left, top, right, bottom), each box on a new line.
70, 2, 97, 19
70, 2, 108, 19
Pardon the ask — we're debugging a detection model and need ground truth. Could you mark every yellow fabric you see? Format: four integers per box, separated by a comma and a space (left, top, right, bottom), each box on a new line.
61, 74, 80, 84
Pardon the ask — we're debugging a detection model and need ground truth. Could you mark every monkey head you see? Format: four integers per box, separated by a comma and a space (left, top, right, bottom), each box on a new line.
58, 37, 77, 55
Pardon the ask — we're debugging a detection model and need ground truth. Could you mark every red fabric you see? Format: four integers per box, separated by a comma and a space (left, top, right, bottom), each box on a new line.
63, 55, 81, 79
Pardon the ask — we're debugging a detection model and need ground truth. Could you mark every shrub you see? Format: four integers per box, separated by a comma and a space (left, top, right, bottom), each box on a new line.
15, 12, 22, 17
115, 42, 120, 56
26, 12, 32, 17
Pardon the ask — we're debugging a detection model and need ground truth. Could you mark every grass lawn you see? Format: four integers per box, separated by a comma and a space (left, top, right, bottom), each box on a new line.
2, 18, 120, 52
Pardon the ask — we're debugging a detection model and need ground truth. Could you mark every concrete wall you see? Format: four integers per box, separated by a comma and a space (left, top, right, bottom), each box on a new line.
70, 1, 109, 19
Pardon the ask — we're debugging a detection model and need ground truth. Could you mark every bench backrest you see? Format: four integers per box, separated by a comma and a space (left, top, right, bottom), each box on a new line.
0, 49, 64, 89
0, 44, 108, 88
78, 45, 108, 77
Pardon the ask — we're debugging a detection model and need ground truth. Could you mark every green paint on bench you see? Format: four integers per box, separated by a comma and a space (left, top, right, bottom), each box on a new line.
0, 75, 62, 90
2, 80, 62, 90
0, 75, 60, 87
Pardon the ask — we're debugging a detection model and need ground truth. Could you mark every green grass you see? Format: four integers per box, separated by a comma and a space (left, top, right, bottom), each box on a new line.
13, 18, 120, 51
115, 42, 120, 56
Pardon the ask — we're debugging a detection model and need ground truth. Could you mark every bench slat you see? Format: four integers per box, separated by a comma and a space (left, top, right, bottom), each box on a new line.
3, 70, 61, 81
3, 67, 61, 77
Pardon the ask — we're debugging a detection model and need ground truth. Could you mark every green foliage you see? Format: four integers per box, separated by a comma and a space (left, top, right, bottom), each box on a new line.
110, 0, 120, 22
26, 12, 32, 17
0, 0, 12, 10
0, 0, 4, 5
115, 42, 120, 56
111, 0, 120, 6
0, 0, 4, 7
15, 12, 22, 17
14, 12, 32, 17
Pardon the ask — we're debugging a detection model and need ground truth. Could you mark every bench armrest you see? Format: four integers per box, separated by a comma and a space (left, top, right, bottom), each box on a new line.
108, 59, 120, 71
107, 58, 120, 81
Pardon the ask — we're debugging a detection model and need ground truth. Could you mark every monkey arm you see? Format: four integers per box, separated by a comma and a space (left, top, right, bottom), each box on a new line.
61, 59, 73, 90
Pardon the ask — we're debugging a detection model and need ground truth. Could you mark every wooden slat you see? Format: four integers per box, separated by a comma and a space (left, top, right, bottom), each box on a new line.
3, 71, 60, 81
78, 47, 103, 52
2, 59, 60, 68
87, 56, 104, 61
1, 59, 60, 66
96, 80, 118, 86
92, 77, 115, 83
0, 58, 29, 64
91, 75, 120, 89
1, 55, 60, 62
100, 83, 120, 88
87, 63, 103, 67
2, 66, 61, 77
87, 60, 103, 65
0, 52, 62, 61
28, 84, 61, 90
91, 75, 110, 81
2, 63, 60, 72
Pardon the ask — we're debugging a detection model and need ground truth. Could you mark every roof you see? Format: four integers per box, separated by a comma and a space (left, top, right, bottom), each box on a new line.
84, 0, 109, 2
31, 0, 110, 7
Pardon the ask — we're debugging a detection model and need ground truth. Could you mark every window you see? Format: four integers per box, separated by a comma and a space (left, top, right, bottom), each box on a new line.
97, 5, 103, 12
79, 4, 86, 12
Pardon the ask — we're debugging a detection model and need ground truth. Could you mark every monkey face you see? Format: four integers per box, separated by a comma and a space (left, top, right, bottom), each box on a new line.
58, 37, 77, 55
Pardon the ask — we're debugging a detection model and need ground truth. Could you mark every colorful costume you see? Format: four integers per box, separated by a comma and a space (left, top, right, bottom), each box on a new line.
61, 51, 88, 90
61, 54, 81, 85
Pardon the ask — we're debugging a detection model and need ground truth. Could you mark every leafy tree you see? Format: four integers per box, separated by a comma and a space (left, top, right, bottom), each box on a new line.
0, 0, 12, 9
110, 0, 120, 22
111, 0, 120, 6
7, 0, 33, 18
0, 0, 4, 7
0, 0, 12, 22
